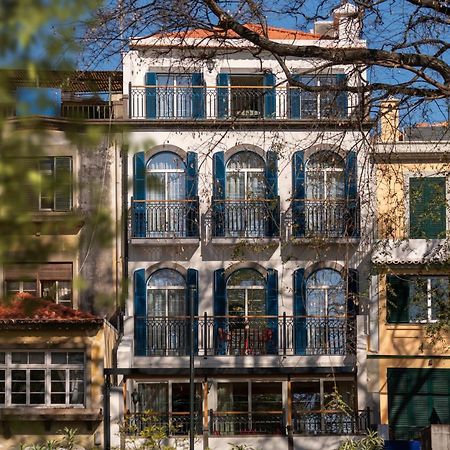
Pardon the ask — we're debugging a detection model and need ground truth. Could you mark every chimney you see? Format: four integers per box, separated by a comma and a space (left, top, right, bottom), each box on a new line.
380, 98, 401, 143
333, 2, 361, 43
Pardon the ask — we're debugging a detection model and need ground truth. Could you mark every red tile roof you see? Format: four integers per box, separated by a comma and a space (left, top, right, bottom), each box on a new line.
150, 23, 320, 41
0, 293, 103, 325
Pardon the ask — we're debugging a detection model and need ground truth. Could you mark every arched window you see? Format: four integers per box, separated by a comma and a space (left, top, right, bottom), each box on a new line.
147, 269, 186, 317
306, 269, 345, 316
226, 269, 266, 317
226, 151, 265, 200
145, 152, 187, 237
305, 151, 344, 200
217, 268, 271, 355
146, 152, 185, 201
305, 269, 346, 355
224, 152, 266, 237
147, 269, 186, 355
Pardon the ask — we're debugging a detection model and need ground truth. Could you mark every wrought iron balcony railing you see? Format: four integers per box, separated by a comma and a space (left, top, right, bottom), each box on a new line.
210, 411, 285, 436
131, 198, 199, 239
293, 409, 370, 435
212, 198, 280, 238
291, 198, 360, 238
129, 84, 352, 120
124, 412, 202, 436
134, 314, 356, 357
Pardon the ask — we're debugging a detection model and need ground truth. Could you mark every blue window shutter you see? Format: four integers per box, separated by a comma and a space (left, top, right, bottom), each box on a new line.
133, 152, 146, 200
133, 152, 146, 238
213, 151, 226, 237
134, 269, 147, 356
344, 150, 359, 237
192, 73, 205, 119
264, 73, 276, 118
265, 150, 279, 237
294, 269, 307, 355
217, 73, 229, 118
213, 269, 226, 355
289, 75, 301, 119
265, 269, 278, 355
292, 151, 306, 237
187, 268, 199, 352
145, 72, 157, 119
347, 269, 359, 315
185, 152, 199, 237
336, 74, 348, 118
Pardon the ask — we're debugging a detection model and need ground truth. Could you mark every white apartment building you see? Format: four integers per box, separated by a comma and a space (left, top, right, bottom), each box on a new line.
110, 4, 374, 449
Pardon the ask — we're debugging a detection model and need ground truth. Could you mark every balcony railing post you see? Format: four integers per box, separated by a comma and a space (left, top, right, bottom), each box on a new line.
282, 312, 287, 356
128, 81, 132, 118
203, 312, 208, 358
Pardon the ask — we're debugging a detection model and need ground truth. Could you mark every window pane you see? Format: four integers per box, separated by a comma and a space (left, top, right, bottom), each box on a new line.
430, 277, 449, 320
41, 280, 57, 301
29, 370, 45, 405
172, 383, 202, 413
51, 369, 66, 404
69, 370, 84, 404
12, 352, 28, 364
138, 383, 168, 413
228, 289, 245, 316
29, 352, 45, 364
217, 382, 248, 412
51, 352, 67, 364
292, 381, 321, 411
11, 369, 27, 404
0, 369, 5, 405
5, 281, 20, 295
0, 353, 5, 364
68, 352, 84, 365
252, 382, 282, 412
409, 278, 428, 322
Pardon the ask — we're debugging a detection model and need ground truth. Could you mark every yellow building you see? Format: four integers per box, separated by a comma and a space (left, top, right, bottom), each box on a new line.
369, 105, 450, 441
0, 296, 117, 449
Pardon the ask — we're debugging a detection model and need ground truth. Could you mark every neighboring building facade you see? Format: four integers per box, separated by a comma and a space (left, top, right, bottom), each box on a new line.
370, 103, 450, 442
113, 4, 373, 449
0, 71, 122, 449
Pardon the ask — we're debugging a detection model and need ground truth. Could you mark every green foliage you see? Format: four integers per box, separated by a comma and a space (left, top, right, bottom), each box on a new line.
338, 430, 384, 450
17, 427, 80, 450
228, 444, 257, 450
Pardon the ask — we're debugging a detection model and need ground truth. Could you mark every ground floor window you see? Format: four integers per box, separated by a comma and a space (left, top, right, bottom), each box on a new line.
388, 368, 450, 440
292, 377, 356, 434
0, 350, 85, 407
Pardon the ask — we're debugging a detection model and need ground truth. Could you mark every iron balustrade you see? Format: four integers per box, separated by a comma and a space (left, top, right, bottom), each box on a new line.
136, 314, 356, 356
129, 84, 353, 120
124, 412, 202, 436
210, 411, 285, 436
212, 198, 280, 238
61, 101, 113, 119
131, 198, 199, 238
292, 198, 360, 238
292, 409, 370, 435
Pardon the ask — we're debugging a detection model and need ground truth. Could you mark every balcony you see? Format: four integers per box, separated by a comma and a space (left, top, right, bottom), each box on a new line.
293, 409, 370, 435
291, 199, 360, 239
123, 409, 369, 437
135, 314, 356, 357
212, 198, 280, 238
130, 198, 199, 240
124, 412, 202, 436
129, 85, 350, 121
210, 411, 285, 436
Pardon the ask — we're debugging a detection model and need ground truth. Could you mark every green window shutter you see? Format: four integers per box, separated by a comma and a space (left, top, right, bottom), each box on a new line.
410, 177, 446, 238
386, 275, 410, 323
388, 368, 450, 440
54, 157, 72, 211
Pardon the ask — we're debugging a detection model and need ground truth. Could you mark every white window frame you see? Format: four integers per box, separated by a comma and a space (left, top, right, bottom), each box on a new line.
0, 350, 85, 407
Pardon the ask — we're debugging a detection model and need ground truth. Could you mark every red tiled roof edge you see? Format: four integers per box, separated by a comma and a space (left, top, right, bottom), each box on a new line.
139, 23, 320, 42
0, 294, 104, 325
